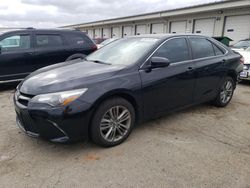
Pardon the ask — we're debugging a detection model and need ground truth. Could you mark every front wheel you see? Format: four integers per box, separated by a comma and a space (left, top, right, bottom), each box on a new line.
213, 77, 235, 107
90, 97, 135, 147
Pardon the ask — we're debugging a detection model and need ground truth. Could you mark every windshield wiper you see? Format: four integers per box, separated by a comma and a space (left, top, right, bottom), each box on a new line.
89, 60, 111, 65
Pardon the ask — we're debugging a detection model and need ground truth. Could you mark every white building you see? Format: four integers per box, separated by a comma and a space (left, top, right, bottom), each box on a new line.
63, 0, 250, 44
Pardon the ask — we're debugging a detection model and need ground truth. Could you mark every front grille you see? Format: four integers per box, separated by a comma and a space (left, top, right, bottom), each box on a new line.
17, 92, 34, 107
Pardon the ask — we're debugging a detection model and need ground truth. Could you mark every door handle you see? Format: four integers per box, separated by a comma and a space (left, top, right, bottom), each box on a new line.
221, 59, 227, 64
187, 67, 195, 73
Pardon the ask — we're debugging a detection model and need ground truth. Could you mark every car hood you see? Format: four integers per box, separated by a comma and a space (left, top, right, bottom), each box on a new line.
232, 48, 250, 64
19, 60, 125, 95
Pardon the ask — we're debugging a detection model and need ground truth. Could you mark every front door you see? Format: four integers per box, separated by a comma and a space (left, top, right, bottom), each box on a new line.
0, 32, 34, 81
139, 37, 196, 118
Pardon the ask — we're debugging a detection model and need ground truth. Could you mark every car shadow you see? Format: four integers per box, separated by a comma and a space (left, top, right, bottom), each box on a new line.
239, 80, 250, 85
0, 82, 19, 91
28, 103, 209, 153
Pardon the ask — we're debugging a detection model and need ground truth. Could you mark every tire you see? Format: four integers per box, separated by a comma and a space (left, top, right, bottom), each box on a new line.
65, 54, 86, 61
90, 97, 135, 147
213, 77, 235, 107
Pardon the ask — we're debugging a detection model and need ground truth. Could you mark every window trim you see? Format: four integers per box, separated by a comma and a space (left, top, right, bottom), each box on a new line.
140, 36, 191, 69
212, 43, 224, 56
188, 36, 228, 61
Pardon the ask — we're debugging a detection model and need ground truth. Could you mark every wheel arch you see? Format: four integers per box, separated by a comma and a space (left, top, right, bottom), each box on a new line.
226, 70, 238, 88
65, 53, 86, 61
88, 89, 142, 133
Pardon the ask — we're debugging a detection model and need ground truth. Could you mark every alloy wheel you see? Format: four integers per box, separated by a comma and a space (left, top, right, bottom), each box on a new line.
220, 80, 233, 104
100, 106, 131, 142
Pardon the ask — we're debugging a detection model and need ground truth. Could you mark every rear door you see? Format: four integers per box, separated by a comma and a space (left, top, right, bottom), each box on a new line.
0, 31, 34, 81
140, 37, 196, 118
188, 37, 227, 102
33, 31, 67, 70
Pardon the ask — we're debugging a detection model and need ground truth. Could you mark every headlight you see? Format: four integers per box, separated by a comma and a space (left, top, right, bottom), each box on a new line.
243, 65, 249, 70
30, 88, 88, 107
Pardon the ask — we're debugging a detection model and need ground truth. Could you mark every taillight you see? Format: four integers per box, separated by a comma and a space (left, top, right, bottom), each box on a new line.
240, 57, 245, 64
91, 44, 97, 51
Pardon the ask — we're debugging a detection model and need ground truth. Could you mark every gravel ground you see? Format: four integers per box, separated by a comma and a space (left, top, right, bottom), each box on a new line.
0, 83, 250, 188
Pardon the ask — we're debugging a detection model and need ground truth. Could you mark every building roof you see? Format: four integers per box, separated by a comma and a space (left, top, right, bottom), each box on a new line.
62, 0, 249, 28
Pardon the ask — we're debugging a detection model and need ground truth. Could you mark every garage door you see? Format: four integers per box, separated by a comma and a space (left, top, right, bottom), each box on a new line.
87, 29, 94, 39
194, 18, 215, 37
94, 28, 102, 38
151, 23, 164, 34
170, 21, 187, 34
112, 27, 120, 38
123, 26, 133, 37
136, 25, 147, 35
224, 15, 250, 44
103, 28, 110, 38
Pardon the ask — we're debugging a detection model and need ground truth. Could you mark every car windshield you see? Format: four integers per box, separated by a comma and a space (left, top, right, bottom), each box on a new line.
233, 40, 250, 49
86, 37, 159, 65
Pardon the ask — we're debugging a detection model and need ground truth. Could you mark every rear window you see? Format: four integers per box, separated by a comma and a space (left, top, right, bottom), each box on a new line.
189, 38, 215, 59
65, 33, 93, 46
36, 34, 63, 48
213, 44, 224, 56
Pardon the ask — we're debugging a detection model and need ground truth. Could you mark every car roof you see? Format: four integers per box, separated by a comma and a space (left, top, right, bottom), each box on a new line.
128, 33, 208, 39
241, 38, 250, 41
0, 28, 85, 35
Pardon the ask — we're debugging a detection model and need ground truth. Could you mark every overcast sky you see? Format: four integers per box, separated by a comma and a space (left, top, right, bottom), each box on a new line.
0, 0, 223, 28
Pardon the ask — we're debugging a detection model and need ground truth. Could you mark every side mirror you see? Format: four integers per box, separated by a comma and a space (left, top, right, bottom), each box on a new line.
150, 57, 170, 68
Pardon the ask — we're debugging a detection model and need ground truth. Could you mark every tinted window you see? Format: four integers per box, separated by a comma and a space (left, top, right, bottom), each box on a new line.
67, 34, 85, 45
65, 33, 93, 46
0, 35, 30, 52
213, 44, 224, 56
36, 35, 63, 48
189, 38, 215, 59
153, 38, 190, 63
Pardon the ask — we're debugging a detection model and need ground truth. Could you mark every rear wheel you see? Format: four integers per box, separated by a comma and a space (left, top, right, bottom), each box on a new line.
65, 54, 86, 61
90, 97, 135, 147
213, 77, 235, 107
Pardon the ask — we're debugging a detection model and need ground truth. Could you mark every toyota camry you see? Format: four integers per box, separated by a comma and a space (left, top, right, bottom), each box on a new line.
14, 34, 243, 147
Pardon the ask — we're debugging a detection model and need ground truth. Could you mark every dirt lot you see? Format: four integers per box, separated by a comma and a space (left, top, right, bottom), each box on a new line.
0, 83, 250, 188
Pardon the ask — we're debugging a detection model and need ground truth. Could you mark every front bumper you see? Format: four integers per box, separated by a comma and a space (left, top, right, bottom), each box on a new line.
239, 70, 250, 80
14, 92, 92, 143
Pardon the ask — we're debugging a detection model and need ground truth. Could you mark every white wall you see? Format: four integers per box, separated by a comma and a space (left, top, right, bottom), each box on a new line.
79, 6, 250, 43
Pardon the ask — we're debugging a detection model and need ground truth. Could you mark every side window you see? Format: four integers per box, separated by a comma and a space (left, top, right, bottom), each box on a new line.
0, 34, 31, 52
153, 38, 190, 63
36, 35, 63, 48
67, 34, 86, 45
213, 44, 224, 56
189, 38, 215, 59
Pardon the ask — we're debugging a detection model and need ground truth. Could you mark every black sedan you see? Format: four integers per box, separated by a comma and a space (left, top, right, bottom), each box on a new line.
14, 34, 243, 147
